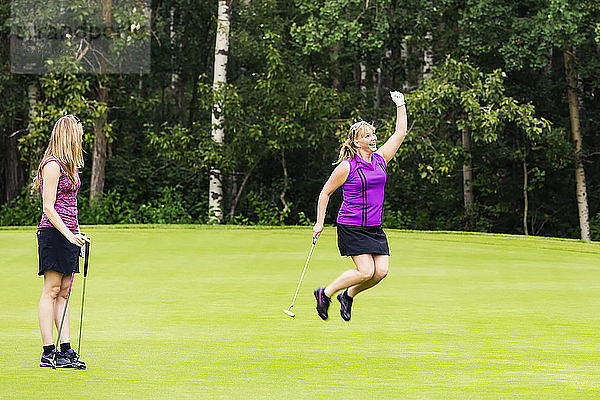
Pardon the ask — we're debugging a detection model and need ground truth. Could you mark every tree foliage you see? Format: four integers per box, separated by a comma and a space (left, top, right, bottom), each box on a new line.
1, 0, 599, 239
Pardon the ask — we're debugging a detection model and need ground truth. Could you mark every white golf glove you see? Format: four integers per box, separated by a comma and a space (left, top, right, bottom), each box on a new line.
390, 91, 405, 107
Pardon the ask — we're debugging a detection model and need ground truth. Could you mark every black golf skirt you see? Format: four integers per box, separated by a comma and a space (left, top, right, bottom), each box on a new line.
37, 227, 80, 276
337, 224, 390, 257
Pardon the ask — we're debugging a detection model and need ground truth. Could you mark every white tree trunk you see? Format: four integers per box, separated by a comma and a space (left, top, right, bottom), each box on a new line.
522, 155, 529, 236
421, 31, 433, 81
279, 150, 290, 223
359, 62, 367, 93
564, 49, 590, 241
373, 62, 382, 108
170, 7, 182, 113
462, 128, 474, 231
401, 37, 410, 91
209, 0, 232, 222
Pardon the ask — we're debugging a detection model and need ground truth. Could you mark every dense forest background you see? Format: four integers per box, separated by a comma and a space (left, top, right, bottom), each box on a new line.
1, 0, 599, 240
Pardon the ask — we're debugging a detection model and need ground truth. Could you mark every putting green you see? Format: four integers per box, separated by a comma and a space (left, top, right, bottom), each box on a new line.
1, 226, 599, 399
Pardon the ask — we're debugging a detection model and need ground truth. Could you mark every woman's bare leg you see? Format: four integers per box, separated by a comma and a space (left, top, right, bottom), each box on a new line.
53, 273, 73, 345
347, 254, 389, 298
38, 270, 63, 346
324, 254, 375, 297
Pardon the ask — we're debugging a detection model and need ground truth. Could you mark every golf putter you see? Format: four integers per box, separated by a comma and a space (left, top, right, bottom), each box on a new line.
283, 235, 319, 317
53, 271, 75, 369
77, 239, 90, 355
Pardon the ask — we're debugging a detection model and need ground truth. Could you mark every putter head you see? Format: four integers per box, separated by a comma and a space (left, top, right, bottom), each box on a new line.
283, 308, 295, 318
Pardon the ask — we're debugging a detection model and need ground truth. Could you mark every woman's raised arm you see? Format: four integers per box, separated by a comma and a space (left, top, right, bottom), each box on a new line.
376, 91, 407, 164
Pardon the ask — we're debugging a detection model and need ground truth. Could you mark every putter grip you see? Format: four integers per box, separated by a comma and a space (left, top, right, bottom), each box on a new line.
83, 241, 90, 277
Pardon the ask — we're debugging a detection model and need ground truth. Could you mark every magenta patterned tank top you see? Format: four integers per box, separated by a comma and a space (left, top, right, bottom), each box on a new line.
38, 157, 80, 234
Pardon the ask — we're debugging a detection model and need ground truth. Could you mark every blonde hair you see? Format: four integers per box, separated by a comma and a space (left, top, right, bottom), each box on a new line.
33, 115, 84, 190
335, 121, 376, 164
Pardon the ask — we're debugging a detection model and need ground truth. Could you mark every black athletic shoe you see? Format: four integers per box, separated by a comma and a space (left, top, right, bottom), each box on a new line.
56, 349, 86, 369
314, 287, 331, 320
40, 350, 56, 368
337, 290, 353, 322
65, 349, 86, 369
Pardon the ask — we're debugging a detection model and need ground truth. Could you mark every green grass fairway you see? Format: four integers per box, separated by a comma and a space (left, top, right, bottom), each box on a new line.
2, 226, 599, 399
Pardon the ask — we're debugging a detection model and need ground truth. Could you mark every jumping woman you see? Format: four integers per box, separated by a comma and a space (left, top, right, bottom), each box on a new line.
35, 115, 89, 368
313, 91, 407, 321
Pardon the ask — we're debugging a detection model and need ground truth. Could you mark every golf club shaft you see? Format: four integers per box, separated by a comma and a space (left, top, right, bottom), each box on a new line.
77, 277, 86, 354
77, 241, 90, 354
55, 271, 75, 351
288, 238, 317, 308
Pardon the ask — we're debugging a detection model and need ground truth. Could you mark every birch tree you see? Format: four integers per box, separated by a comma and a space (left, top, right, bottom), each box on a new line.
563, 48, 590, 240
209, 0, 232, 222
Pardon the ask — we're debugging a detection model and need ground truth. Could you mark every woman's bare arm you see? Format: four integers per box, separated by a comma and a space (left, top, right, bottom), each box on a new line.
42, 162, 88, 247
312, 160, 350, 239
376, 91, 408, 163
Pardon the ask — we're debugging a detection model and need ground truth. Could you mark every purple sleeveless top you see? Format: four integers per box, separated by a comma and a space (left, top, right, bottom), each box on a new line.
38, 157, 81, 234
337, 152, 387, 226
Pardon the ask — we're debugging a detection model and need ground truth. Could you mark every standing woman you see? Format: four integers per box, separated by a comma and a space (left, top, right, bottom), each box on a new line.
35, 115, 89, 368
313, 91, 407, 321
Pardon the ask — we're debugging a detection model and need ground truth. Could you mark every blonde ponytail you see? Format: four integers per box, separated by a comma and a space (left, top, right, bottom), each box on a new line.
334, 120, 375, 164
335, 138, 357, 164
